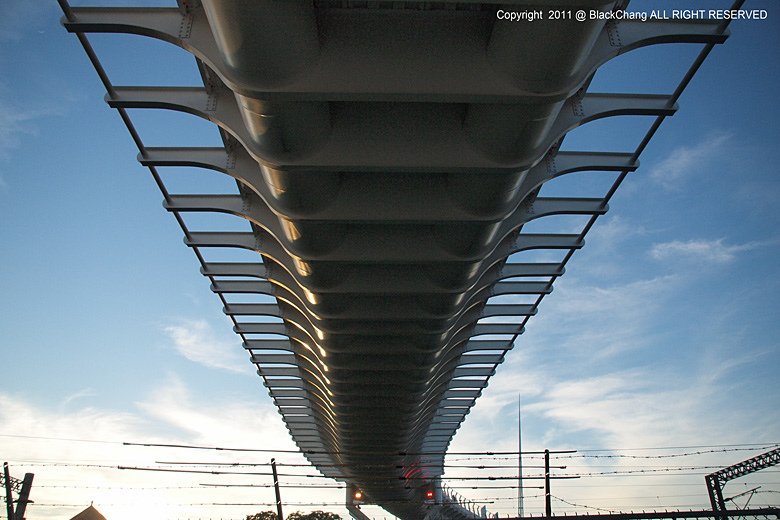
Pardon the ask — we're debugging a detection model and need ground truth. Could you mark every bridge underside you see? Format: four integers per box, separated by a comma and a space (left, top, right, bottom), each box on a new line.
61, 1, 728, 518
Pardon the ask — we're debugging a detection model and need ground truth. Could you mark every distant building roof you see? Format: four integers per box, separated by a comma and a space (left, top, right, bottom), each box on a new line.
69, 505, 107, 520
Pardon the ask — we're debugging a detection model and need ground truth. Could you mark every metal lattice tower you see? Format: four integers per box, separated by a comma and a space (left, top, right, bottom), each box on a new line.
58, 1, 734, 518
706, 448, 780, 519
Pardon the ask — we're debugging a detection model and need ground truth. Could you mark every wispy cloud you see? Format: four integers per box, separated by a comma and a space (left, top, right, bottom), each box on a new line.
162, 318, 252, 374
60, 388, 97, 409
450, 274, 679, 455
523, 357, 774, 451
134, 375, 289, 447
0, 95, 69, 189
650, 238, 771, 265
647, 132, 732, 190
526, 370, 677, 446
586, 216, 647, 250
530, 275, 677, 360
451, 343, 780, 513
0, 1, 52, 42
0, 102, 45, 158
0, 394, 145, 447
0, 380, 340, 520
492, 349, 773, 449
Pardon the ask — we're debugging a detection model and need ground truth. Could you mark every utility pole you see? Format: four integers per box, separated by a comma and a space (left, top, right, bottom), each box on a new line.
271, 458, 284, 520
516, 450, 575, 516
3, 463, 13, 520
15, 473, 33, 520
544, 450, 552, 519
2, 463, 33, 520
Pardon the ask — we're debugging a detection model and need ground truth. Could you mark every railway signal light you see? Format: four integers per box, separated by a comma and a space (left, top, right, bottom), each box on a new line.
348, 485, 366, 505
422, 485, 436, 504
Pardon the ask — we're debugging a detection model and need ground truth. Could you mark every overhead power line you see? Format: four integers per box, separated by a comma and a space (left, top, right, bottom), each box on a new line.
4, 433, 775, 458
125, 441, 575, 457
565, 445, 780, 460
154, 460, 557, 470
575, 444, 780, 453
0, 434, 122, 445
118, 465, 566, 482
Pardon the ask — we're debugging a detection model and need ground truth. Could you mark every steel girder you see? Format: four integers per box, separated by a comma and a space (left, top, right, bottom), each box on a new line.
61, 1, 729, 519
705, 448, 780, 517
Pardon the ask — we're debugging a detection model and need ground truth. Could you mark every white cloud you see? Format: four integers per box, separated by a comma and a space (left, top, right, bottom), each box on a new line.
0, 394, 146, 450
0, 95, 68, 187
527, 370, 676, 445
648, 132, 732, 190
529, 274, 677, 360
450, 344, 780, 514
449, 249, 779, 513
573, 217, 650, 279
0, 103, 43, 157
0, 380, 346, 520
60, 388, 97, 409
134, 375, 287, 446
523, 356, 778, 453
163, 318, 252, 374
586, 216, 646, 250
650, 238, 768, 265
452, 273, 680, 460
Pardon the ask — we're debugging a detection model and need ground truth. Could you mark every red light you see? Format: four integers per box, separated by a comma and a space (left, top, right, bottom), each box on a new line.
426, 490, 434, 499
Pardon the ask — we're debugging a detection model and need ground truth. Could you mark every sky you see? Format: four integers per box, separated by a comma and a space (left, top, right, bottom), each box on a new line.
0, 1, 779, 519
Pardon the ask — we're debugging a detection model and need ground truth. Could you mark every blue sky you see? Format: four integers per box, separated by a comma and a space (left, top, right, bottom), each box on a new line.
0, 1, 778, 519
